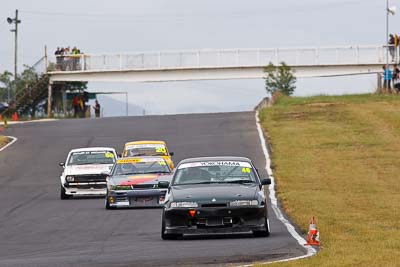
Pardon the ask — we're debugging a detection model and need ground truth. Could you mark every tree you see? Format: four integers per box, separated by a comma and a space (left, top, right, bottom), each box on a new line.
263, 62, 296, 96
0, 71, 13, 102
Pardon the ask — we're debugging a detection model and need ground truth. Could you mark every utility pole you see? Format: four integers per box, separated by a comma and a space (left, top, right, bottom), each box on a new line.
7, 9, 21, 102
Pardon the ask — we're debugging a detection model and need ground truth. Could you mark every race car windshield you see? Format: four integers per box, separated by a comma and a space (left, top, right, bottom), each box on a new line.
173, 162, 257, 185
124, 145, 167, 157
68, 151, 115, 165
113, 161, 171, 175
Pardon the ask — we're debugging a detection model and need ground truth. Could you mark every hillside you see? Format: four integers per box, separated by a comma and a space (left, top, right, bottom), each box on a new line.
260, 94, 400, 266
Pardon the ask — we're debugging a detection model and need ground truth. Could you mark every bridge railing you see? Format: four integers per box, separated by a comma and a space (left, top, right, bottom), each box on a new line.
48, 45, 388, 73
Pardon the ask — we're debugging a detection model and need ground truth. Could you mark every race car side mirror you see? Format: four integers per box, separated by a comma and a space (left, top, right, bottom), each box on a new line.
261, 178, 271, 185
169, 152, 174, 156
158, 181, 170, 188
59, 162, 65, 167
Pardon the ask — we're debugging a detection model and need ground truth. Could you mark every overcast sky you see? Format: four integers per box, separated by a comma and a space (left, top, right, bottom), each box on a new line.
0, 0, 394, 115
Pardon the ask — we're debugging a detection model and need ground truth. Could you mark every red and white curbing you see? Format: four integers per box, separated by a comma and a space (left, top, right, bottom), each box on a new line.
245, 111, 317, 266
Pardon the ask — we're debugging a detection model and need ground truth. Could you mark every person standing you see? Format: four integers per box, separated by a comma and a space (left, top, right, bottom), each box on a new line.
93, 100, 101, 118
55, 47, 61, 70
383, 65, 393, 92
393, 65, 400, 93
79, 95, 85, 118
72, 95, 80, 118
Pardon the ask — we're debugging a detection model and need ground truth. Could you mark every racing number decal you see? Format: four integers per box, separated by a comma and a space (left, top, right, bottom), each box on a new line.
105, 152, 114, 158
242, 167, 251, 173
158, 161, 167, 166
155, 147, 166, 153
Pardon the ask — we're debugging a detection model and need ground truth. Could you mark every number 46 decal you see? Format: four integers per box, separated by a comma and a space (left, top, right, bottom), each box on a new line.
241, 167, 251, 173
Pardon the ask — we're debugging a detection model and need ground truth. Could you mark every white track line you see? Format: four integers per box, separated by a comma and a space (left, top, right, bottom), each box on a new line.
253, 111, 317, 265
0, 119, 58, 126
0, 136, 18, 152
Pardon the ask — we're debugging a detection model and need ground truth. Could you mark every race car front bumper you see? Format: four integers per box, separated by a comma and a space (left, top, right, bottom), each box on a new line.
64, 182, 107, 196
107, 189, 167, 208
163, 206, 267, 234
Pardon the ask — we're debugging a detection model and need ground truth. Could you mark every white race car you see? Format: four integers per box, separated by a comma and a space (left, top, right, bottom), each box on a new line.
59, 147, 117, 199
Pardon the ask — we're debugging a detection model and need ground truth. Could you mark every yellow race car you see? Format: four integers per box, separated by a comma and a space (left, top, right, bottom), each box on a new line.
122, 141, 175, 170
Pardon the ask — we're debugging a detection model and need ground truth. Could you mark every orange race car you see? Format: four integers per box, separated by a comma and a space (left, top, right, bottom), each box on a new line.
122, 141, 175, 170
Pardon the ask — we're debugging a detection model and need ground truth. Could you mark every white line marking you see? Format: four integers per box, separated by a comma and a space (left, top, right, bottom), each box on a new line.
254, 111, 317, 264
0, 136, 18, 152
0, 119, 58, 126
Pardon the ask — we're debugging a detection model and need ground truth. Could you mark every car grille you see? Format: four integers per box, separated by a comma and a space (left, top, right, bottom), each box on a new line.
130, 184, 156, 189
75, 183, 106, 189
130, 196, 159, 206
201, 203, 227, 208
73, 174, 107, 183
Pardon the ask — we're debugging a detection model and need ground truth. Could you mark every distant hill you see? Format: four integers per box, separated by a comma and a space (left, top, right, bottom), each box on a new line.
95, 95, 144, 117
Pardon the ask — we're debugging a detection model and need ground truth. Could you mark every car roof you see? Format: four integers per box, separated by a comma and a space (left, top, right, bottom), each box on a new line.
124, 140, 167, 147
69, 147, 116, 153
178, 156, 252, 164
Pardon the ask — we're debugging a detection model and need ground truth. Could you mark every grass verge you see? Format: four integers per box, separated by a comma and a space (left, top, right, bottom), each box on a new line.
259, 94, 399, 266
0, 135, 10, 149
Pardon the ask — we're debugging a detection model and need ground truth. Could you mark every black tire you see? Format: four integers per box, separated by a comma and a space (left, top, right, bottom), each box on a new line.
253, 218, 270, 237
60, 185, 72, 200
161, 211, 182, 240
105, 192, 116, 210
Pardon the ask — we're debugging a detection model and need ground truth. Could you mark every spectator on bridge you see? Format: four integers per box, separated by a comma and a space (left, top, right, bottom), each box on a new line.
71, 46, 81, 70
93, 100, 101, 118
55, 47, 63, 70
383, 65, 393, 91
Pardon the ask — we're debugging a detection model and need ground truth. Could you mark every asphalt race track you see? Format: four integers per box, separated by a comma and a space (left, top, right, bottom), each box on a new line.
0, 112, 306, 267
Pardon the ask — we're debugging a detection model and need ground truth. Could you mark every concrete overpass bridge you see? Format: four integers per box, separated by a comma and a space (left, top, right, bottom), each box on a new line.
43, 44, 390, 116
47, 45, 388, 83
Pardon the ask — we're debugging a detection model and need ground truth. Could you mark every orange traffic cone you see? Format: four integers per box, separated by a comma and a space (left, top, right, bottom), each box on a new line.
306, 216, 320, 246
11, 112, 19, 121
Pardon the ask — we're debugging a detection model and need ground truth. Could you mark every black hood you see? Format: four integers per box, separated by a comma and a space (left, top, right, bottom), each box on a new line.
171, 183, 259, 203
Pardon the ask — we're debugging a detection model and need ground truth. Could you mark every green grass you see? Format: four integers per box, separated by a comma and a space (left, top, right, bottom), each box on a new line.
259, 94, 400, 266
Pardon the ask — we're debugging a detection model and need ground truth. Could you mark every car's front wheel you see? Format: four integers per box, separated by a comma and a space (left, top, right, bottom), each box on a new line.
253, 217, 270, 237
105, 192, 116, 210
161, 211, 182, 240
60, 185, 72, 200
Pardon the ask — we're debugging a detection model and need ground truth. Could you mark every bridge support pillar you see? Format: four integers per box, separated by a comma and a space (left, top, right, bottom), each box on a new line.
47, 82, 53, 118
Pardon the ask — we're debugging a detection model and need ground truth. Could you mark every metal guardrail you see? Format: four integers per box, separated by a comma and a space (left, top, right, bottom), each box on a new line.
48, 45, 391, 73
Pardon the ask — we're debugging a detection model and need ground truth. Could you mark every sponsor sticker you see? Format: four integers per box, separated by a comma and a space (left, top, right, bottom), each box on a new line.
117, 157, 166, 164
178, 161, 252, 169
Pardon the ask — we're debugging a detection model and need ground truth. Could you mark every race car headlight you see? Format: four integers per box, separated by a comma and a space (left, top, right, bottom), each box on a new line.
170, 201, 198, 208
66, 175, 74, 182
229, 200, 259, 206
